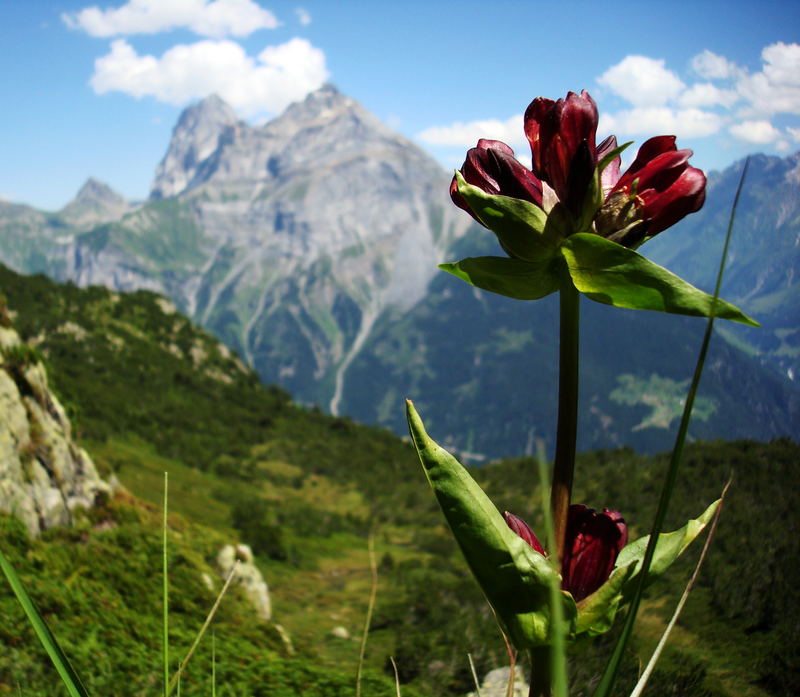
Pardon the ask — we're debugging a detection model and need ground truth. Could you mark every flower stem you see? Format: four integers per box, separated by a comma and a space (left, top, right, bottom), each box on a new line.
550, 278, 580, 564
529, 647, 552, 697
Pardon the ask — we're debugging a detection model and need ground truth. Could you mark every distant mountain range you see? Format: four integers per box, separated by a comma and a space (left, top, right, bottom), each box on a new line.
0, 85, 797, 459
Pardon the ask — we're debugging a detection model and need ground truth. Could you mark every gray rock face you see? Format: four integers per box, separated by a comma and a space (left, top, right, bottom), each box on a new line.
0, 325, 111, 535
151, 94, 240, 200
59, 178, 131, 228
61, 85, 470, 411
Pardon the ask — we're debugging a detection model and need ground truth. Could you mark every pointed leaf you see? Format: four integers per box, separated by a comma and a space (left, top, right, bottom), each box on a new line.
439, 256, 560, 300
561, 233, 759, 326
0, 548, 89, 697
455, 171, 561, 262
406, 400, 576, 647
616, 498, 720, 599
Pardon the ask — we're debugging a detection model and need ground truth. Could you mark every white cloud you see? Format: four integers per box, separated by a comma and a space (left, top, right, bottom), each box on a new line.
729, 119, 783, 144
90, 37, 329, 117
736, 42, 800, 117
762, 42, 800, 87
417, 114, 525, 150
63, 0, 279, 38
787, 126, 800, 143
690, 50, 742, 80
296, 7, 311, 25
597, 56, 685, 107
600, 107, 723, 139
678, 82, 738, 109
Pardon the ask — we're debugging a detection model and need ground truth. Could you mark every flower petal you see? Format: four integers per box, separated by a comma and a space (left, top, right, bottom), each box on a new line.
504, 511, 547, 555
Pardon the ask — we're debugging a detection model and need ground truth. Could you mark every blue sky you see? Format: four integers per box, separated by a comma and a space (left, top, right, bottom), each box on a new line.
1, 0, 799, 210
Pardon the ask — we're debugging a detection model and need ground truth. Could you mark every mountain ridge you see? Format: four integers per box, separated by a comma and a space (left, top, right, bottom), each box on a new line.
0, 86, 796, 457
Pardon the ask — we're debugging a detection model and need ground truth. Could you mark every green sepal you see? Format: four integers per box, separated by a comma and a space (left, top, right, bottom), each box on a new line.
574, 142, 634, 234
574, 562, 635, 636
406, 400, 577, 648
560, 233, 759, 326
439, 256, 560, 301
574, 499, 720, 636
455, 171, 560, 261
598, 141, 633, 175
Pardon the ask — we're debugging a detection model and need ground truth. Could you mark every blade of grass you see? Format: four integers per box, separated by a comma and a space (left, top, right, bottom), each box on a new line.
163, 472, 169, 697
506, 642, 517, 697
592, 157, 751, 697
468, 653, 483, 697
389, 656, 402, 697
211, 630, 216, 697
355, 528, 378, 697
166, 561, 239, 696
628, 480, 730, 697
0, 548, 89, 697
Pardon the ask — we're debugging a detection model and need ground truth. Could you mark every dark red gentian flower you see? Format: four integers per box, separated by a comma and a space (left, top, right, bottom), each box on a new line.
504, 505, 628, 601
449, 139, 543, 226
524, 90, 599, 217
595, 135, 707, 247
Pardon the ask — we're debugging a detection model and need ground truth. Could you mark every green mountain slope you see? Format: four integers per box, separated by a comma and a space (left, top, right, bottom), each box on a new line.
343, 231, 799, 461
647, 153, 800, 380
1, 266, 798, 696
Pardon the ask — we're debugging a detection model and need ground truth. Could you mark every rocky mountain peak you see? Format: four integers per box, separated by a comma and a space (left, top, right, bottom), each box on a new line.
59, 177, 130, 228
263, 82, 397, 146
178, 93, 239, 132
279, 83, 356, 123
74, 177, 123, 204
150, 94, 241, 200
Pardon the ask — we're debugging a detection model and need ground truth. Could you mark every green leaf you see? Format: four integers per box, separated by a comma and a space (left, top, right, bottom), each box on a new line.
406, 400, 576, 648
439, 256, 560, 301
0, 548, 89, 697
560, 233, 759, 326
616, 498, 720, 598
455, 171, 560, 262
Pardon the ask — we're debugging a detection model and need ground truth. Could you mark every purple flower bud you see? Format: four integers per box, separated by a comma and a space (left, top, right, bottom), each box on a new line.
504, 505, 628, 602
503, 511, 546, 555
524, 90, 599, 217
562, 505, 628, 601
450, 139, 543, 228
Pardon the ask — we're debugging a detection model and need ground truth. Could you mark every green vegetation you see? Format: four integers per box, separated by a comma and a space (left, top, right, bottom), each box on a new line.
610, 373, 717, 431
0, 264, 797, 696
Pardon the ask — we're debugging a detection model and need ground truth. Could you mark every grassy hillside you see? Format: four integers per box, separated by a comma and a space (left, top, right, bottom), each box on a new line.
0, 264, 797, 696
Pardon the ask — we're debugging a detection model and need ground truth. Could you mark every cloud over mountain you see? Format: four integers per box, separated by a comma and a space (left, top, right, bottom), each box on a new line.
90, 37, 329, 117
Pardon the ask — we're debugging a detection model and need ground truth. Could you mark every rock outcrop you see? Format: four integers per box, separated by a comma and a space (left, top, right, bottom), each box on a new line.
217, 543, 272, 621
0, 323, 111, 535
467, 666, 529, 697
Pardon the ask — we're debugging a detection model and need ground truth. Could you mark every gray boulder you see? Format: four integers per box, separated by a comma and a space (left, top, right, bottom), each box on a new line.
0, 325, 111, 535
